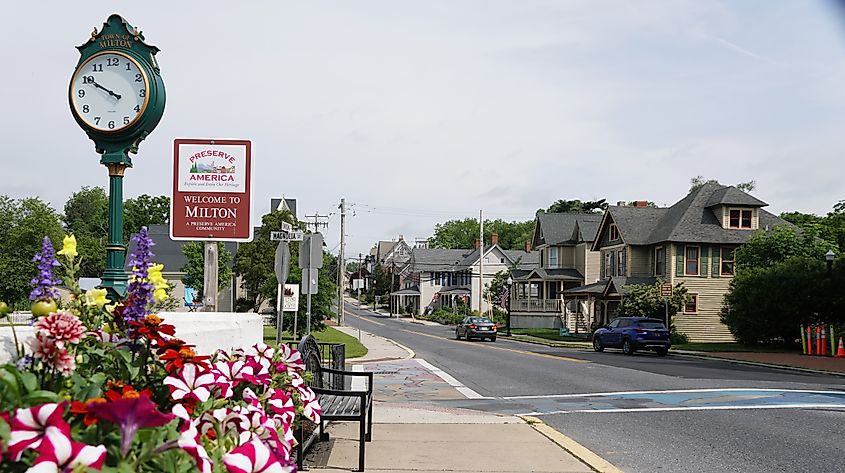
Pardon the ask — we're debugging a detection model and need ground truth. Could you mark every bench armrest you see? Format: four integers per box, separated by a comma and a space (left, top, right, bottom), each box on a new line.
313, 387, 370, 398
319, 367, 374, 378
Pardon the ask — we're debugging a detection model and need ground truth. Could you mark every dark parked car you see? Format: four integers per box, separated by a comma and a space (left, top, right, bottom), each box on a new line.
455, 317, 498, 341
592, 317, 670, 356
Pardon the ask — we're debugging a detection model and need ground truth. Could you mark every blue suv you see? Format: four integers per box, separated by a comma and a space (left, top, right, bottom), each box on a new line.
592, 317, 670, 356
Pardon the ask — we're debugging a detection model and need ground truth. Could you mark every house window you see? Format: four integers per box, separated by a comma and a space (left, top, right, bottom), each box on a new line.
609, 224, 619, 241
655, 246, 665, 276
721, 247, 735, 275
685, 246, 699, 275
729, 209, 753, 229
684, 294, 699, 314
604, 251, 614, 278
549, 247, 558, 268
616, 249, 626, 276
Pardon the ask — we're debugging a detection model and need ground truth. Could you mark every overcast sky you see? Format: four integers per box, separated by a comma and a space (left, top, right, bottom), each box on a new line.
2, 1, 845, 258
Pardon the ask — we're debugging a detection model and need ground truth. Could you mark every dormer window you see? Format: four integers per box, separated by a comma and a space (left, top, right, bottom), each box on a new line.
729, 209, 753, 229
609, 224, 619, 241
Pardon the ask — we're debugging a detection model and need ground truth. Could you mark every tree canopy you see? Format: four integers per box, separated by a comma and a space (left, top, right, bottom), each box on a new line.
63, 187, 108, 277
123, 194, 170, 240
689, 176, 756, 193
538, 199, 608, 215
0, 197, 64, 306
429, 218, 534, 250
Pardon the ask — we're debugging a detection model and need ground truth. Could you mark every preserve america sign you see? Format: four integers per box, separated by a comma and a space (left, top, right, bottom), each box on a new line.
171, 138, 253, 241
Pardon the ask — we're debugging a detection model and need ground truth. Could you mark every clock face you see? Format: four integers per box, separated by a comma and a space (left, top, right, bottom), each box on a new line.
69, 51, 150, 133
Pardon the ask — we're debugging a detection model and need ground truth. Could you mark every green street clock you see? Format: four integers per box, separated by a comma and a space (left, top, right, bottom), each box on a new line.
69, 14, 165, 164
69, 14, 166, 299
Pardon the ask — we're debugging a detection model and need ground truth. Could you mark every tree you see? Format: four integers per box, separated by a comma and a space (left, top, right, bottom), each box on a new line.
123, 194, 170, 240
721, 223, 842, 345
538, 199, 608, 215
373, 263, 398, 297
63, 186, 108, 277
429, 218, 535, 250
484, 270, 510, 309
689, 176, 756, 193
734, 226, 833, 271
617, 281, 689, 319
180, 242, 233, 298
0, 197, 64, 306
781, 200, 845, 252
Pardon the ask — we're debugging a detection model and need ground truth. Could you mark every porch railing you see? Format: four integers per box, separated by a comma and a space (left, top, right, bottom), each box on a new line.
511, 299, 563, 313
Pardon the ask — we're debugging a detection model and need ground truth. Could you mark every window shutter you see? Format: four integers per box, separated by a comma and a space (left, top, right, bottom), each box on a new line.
676, 246, 684, 276
649, 247, 654, 276
700, 247, 709, 277
711, 246, 721, 278
600, 252, 605, 277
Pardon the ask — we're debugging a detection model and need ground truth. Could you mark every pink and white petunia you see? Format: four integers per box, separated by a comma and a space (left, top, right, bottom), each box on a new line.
164, 363, 217, 403
273, 344, 305, 373
7, 402, 70, 461
296, 385, 322, 424
26, 425, 106, 472
267, 389, 296, 428
223, 439, 294, 473
177, 421, 213, 473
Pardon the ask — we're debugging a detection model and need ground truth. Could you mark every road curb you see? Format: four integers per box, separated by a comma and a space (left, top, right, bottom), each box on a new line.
519, 415, 623, 473
507, 335, 592, 349
670, 351, 845, 378
342, 326, 416, 362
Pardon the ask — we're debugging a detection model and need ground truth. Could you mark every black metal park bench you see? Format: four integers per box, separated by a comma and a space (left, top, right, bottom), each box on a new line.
296, 334, 373, 472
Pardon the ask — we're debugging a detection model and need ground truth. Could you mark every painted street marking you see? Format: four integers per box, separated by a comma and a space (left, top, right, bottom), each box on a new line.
505, 388, 845, 416
416, 358, 490, 399
351, 364, 365, 391
521, 403, 845, 416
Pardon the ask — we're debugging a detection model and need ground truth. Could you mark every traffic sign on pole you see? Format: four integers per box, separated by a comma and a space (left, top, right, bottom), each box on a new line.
660, 283, 673, 297
299, 233, 324, 269
274, 242, 290, 285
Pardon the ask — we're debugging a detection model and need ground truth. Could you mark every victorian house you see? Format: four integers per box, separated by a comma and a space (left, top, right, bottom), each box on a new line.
564, 183, 791, 342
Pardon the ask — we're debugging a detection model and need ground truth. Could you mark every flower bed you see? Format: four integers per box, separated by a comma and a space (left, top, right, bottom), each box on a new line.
0, 229, 320, 472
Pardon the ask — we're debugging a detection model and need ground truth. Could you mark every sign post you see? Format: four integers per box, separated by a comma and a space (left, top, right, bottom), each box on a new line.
660, 283, 673, 328
171, 139, 252, 312
299, 233, 323, 335
274, 241, 291, 344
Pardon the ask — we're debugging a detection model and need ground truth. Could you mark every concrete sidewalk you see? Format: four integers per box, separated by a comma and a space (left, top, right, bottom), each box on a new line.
310, 322, 617, 473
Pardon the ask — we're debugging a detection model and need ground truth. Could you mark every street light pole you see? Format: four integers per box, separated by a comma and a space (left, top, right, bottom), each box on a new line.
506, 275, 513, 337
826, 250, 836, 275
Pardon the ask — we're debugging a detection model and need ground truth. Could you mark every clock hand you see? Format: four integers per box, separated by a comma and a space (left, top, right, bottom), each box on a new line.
89, 80, 122, 100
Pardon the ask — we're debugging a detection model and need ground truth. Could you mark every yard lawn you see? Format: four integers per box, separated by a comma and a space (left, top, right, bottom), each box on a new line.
263, 326, 368, 359
510, 328, 591, 342
674, 342, 802, 353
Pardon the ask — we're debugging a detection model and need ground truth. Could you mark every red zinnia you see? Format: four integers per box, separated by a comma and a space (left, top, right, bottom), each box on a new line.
128, 314, 176, 343
160, 346, 210, 373
69, 398, 107, 426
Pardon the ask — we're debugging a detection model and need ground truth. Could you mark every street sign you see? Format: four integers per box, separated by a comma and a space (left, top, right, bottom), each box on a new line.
280, 222, 293, 233
171, 139, 253, 242
274, 242, 290, 285
660, 283, 673, 297
299, 234, 324, 269
271, 231, 304, 241
301, 268, 319, 295
283, 284, 299, 311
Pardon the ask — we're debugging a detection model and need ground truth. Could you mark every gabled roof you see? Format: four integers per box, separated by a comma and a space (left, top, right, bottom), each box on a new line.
504, 250, 539, 270
409, 248, 472, 272
534, 213, 603, 247
513, 267, 583, 282
593, 183, 791, 249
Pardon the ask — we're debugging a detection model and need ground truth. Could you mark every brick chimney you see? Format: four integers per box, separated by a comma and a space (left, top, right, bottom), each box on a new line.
491, 233, 499, 246
475, 238, 481, 249
524, 241, 532, 253
633, 200, 649, 208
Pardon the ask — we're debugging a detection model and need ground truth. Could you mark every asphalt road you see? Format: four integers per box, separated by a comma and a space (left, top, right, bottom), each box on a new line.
341, 304, 845, 473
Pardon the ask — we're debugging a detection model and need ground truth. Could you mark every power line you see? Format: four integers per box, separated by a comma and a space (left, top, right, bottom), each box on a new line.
304, 213, 330, 232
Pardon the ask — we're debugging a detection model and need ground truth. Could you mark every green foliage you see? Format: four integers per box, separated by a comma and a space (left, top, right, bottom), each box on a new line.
617, 281, 689, 318
720, 257, 843, 344
538, 199, 608, 215
179, 242, 233, 297
734, 226, 833, 270
689, 176, 756, 193
429, 218, 534, 250
233, 209, 299, 312
123, 194, 170, 241
63, 186, 109, 277
373, 263, 398, 296
484, 270, 510, 309
781, 200, 845, 252
0, 196, 64, 305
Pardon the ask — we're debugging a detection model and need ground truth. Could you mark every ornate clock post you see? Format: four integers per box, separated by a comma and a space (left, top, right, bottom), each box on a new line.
69, 14, 166, 299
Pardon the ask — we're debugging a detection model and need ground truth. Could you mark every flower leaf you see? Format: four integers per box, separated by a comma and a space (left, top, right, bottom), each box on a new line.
0, 366, 21, 403
20, 371, 37, 393
23, 389, 61, 404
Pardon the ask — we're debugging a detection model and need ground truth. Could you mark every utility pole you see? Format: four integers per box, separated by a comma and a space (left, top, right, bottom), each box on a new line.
304, 213, 330, 233
479, 209, 484, 315
338, 199, 346, 326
